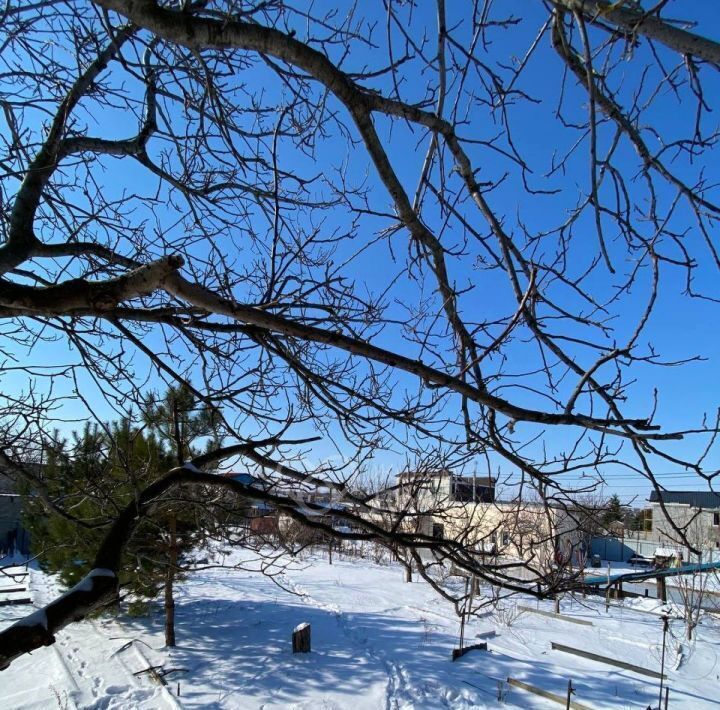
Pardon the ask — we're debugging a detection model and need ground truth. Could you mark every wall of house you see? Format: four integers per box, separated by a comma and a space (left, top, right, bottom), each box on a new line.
394, 474, 495, 512
394, 477, 451, 513
427, 501, 565, 565
648, 503, 720, 551
589, 503, 720, 562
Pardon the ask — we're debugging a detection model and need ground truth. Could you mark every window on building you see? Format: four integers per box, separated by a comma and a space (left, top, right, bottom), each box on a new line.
644, 508, 653, 532
714, 512, 720, 527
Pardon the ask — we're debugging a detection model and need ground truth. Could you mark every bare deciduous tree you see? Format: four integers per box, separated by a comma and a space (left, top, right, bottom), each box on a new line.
0, 0, 719, 668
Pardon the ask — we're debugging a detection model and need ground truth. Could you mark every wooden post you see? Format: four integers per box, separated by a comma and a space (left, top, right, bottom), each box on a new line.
458, 577, 469, 654
658, 576, 667, 602
292, 622, 311, 653
566, 678, 573, 709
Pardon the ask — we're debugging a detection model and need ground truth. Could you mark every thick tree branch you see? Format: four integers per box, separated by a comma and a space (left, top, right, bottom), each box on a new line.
550, 0, 720, 64
0, 256, 183, 312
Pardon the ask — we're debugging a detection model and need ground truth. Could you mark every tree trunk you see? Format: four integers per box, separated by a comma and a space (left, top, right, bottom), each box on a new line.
164, 566, 176, 647
405, 563, 412, 583
165, 513, 177, 647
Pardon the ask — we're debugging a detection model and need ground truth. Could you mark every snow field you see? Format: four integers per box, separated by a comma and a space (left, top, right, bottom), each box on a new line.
1, 549, 719, 708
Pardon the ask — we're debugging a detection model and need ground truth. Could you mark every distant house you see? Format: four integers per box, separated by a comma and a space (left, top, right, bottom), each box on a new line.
220, 473, 355, 539
389, 469, 582, 565
646, 490, 720, 551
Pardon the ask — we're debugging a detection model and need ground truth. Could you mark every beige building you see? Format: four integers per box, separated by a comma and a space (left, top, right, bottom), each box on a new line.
390, 470, 584, 567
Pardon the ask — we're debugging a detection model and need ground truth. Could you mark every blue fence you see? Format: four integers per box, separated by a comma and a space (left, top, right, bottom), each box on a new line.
590, 536, 719, 564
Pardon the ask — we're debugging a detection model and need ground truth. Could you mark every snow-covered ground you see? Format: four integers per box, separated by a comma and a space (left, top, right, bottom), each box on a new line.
2, 549, 719, 709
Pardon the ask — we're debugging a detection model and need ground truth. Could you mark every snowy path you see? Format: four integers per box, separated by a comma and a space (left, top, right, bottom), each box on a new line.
1, 567, 179, 709
279, 573, 419, 709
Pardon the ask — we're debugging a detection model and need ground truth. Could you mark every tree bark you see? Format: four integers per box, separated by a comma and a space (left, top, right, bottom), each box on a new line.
292, 623, 311, 653
550, 0, 720, 64
164, 512, 177, 647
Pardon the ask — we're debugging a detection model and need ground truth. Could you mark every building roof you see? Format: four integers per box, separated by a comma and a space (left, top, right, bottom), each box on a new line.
221, 472, 262, 487
648, 490, 720, 509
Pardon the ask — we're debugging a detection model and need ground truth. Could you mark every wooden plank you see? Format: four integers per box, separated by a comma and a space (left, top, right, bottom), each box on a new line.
506, 677, 592, 710
601, 599, 684, 621
0, 597, 32, 606
516, 606, 594, 626
551, 641, 665, 679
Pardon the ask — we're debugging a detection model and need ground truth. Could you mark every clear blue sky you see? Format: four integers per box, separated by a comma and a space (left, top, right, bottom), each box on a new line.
2, 1, 719, 505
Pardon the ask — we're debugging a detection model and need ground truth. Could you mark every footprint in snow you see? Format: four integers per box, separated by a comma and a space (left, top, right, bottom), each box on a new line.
104, 684, 127, 694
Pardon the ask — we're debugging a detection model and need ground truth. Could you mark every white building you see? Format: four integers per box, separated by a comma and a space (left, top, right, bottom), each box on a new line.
646, 490, 720, 552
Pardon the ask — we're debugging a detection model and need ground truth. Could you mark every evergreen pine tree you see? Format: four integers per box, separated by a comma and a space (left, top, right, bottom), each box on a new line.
24, 404, 206, 642
601, 494, 625, 527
